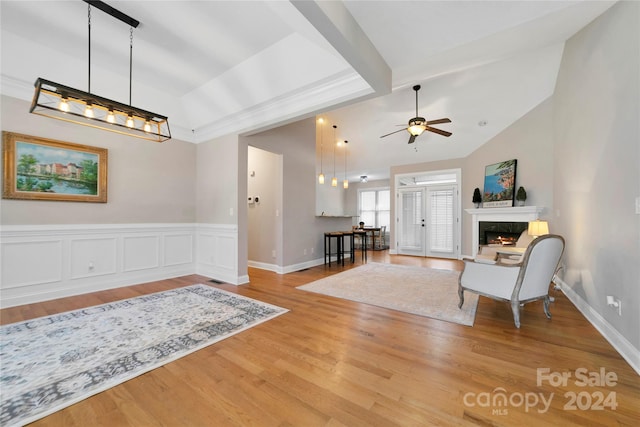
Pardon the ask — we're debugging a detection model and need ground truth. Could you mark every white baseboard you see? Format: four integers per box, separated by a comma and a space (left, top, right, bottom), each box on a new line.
248, 257, 328, 275
555, 277, 640, 375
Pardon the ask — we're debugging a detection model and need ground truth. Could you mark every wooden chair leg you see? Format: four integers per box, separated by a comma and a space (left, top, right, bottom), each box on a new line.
511, 300, 521, 328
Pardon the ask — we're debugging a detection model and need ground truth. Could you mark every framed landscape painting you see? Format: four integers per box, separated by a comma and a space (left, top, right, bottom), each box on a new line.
2, 132, 108, 202
482, 159, 517, 207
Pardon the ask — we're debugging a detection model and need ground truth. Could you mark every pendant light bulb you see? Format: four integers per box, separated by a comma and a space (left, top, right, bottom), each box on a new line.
59, 98, 69, 112
144, 120, 151, 133
84, 104, 94, 118
318, 173, 325, 184
343, 179, 349, 189
107, 110, 115, 123
331, 124, 337, 187
126, 115, 134, 128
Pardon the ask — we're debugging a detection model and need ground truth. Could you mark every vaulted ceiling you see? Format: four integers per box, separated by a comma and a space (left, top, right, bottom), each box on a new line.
1, 1, 616, 180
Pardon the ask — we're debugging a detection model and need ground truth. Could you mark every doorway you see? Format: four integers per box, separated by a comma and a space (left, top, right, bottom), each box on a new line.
247, 146, 283, 270
395, 170, 461, 259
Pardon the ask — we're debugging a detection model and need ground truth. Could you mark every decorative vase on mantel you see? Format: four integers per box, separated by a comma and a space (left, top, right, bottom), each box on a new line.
472, 188, 482, 208
516, 186, 527, 206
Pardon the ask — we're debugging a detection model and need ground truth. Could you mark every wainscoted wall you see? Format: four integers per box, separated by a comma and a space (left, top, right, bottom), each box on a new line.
0, 223, 241, 308
196, 223, 247, 286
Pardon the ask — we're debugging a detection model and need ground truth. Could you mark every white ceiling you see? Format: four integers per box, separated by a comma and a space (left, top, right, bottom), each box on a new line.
1, 1, 616, 181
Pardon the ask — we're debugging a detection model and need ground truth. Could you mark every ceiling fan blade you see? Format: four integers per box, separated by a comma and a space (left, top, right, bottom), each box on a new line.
426, 118, 451, 125
408, 134, 416, 144
425, 126, 452, 137
380, 128, 408, 138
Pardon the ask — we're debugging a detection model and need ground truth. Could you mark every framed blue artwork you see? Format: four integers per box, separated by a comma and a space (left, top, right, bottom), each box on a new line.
483, 159, 517, 207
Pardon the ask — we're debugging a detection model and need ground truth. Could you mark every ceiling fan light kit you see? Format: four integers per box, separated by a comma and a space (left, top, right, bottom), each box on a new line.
30, 0, 171, 142
407, 117, 427, 136
380, 84, 452, 144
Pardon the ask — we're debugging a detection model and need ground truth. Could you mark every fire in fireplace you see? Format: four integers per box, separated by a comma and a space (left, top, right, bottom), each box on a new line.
479, 221, 528, 246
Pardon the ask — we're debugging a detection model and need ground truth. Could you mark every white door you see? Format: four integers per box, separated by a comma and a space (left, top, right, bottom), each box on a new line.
397, 188, 426, 256
425, 185, 457, 258
397, 185, 458, 258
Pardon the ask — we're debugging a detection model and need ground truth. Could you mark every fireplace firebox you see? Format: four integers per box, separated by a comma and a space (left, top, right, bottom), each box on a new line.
479, 221, 528, 246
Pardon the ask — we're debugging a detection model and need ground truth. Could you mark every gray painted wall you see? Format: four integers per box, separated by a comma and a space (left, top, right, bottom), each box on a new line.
195, 133, 239, 225
553, 1, 639, 349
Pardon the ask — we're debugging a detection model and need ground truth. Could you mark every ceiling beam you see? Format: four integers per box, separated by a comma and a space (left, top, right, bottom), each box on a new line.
291, 0, 391, 96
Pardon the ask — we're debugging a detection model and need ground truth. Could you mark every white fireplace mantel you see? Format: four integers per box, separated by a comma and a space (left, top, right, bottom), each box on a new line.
466, 206, 544, 257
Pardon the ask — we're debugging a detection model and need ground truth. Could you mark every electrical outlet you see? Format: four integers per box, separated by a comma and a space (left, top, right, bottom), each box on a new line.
606, 295, 622, 316
272, 250, 276, 258
311, 247, 314, 254
303, 248, 307, 255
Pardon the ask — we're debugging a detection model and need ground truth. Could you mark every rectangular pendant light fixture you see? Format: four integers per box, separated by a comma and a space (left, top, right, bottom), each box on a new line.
30, 1, 171, 142
30, 78, 171, 142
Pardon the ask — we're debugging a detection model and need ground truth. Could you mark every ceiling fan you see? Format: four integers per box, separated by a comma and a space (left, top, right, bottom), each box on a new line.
380, 85, 452, 144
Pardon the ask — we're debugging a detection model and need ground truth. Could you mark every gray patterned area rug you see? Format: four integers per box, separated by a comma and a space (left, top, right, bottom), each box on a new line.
298, 262, 478, 326
0, 284, 288, 426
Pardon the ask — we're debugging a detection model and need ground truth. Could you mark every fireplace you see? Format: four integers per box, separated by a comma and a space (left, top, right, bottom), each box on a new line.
465, 206, 544, 257
479, 221, 528, 245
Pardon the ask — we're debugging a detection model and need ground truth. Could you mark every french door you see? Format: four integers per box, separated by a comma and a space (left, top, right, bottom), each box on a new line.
397, 185, 458, 258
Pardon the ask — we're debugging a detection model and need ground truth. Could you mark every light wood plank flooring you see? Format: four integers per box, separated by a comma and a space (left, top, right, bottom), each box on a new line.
2, 252, 638, 426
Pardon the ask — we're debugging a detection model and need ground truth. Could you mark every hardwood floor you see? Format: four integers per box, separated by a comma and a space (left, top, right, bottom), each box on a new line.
2, 252, 638, 426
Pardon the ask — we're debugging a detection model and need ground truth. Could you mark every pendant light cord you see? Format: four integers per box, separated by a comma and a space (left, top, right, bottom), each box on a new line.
87, 4, 91, 93
129, 27, 133, 106
333, 125, 337, 177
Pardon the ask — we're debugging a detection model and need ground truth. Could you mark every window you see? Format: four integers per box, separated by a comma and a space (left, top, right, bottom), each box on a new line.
358, 188, 390, 229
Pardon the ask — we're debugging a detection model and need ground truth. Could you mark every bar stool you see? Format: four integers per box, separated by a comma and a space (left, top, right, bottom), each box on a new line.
339, 230, 355, 265
324, 232, 343, 266
352, 229, 367, 262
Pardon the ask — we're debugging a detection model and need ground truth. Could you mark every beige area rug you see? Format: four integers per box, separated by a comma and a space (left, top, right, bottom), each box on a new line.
298, 262, 479, 326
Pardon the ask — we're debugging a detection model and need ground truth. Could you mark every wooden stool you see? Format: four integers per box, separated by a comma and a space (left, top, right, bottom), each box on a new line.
324, 232, 343, 266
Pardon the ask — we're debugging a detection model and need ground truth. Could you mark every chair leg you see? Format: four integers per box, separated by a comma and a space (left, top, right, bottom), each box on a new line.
511, 300, 521, 328
457, 287, 464, 309
543, 296, 552, 319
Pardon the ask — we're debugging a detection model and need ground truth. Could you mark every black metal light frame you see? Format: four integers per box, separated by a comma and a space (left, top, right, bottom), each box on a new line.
30, 1, 171, 142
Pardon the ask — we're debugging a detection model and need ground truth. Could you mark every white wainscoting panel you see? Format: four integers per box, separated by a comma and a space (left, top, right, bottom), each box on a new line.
0, 224, 201, 308
70, 237, 118, 279
1, 239, 63, 288
164, 234, 193, 266
123, 235, 160, 272
0, 223, 244, 307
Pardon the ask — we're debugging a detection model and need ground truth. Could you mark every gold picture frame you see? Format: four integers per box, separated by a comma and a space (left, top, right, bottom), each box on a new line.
2, 132, 108, 203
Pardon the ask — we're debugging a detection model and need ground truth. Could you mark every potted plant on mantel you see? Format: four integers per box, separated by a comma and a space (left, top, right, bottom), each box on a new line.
472, 188, 482, 208
516, 186, 527, 206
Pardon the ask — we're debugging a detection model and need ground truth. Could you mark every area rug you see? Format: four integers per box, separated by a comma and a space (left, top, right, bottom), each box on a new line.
298, 262, 478, 326
0, 284, 288, 427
